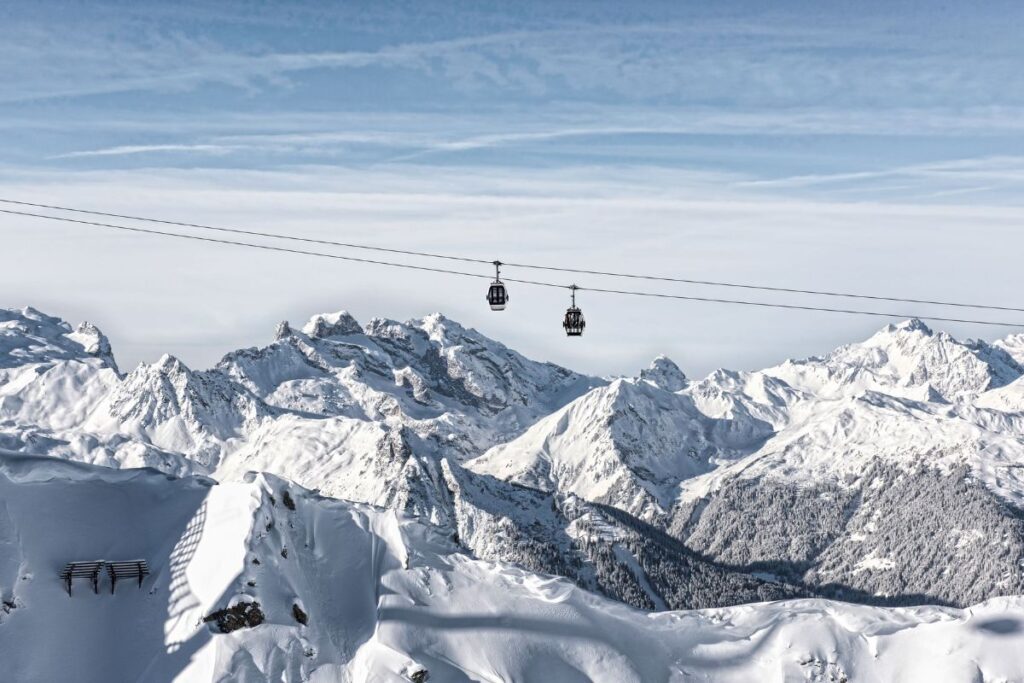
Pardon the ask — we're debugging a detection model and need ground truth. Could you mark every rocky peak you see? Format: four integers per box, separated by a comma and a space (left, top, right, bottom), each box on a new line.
274, 321, 293, 341
1, 307, 116, 370
768, 319, 1022, 402
639, 355, 688, 392
153, 353, 188, 375
417, 313, 467, 342
302, 311, 362, 339
68, 321, 119, 374
892, 318, 933, 335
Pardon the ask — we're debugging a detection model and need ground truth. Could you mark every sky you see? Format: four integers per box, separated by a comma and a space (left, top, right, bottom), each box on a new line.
2, 0, 1024, 377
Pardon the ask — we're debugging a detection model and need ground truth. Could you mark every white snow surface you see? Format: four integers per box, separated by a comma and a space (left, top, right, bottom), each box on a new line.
2, 451, 1024, 683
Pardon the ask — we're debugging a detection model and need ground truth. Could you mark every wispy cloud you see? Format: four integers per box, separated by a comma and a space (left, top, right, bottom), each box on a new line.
737, 156, 1024, 202
51, 144, 242, 160
3, 7, 1022, 112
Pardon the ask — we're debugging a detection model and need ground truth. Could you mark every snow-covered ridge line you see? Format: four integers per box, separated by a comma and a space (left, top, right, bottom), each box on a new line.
471, 317, 1024, 515
0, 305, 602, 473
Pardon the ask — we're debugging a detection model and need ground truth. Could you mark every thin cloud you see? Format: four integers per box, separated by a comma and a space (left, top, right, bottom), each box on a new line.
739, 157, 1024, 190
51, 144, 242, 160
3, 10, 1021, 109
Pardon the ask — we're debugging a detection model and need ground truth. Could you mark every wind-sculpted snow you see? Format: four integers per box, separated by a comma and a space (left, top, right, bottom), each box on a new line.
2, 452, 1024, 683
0, 308, 120, 429
976, 374, 1024, 414
4, 305, 1024, 613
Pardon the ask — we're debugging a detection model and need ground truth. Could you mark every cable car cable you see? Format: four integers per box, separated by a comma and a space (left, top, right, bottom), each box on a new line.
571, 284, 1024, 327
3, 207, 1023, 329
500, 262, 1024, 313
0, 197, 1020, 314
0, 198, 490, 266
0, 208, 523, 283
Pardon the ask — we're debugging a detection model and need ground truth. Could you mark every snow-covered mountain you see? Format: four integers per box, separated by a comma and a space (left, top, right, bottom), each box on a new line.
0, 306, 599, 481
3, 451, 1023, 683
4, 305, 1024, 614
466, 374, 772, 521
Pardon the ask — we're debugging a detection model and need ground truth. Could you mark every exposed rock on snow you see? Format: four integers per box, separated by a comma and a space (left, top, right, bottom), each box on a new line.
995, 333, 1024, 366
303, 310, 362, 339
204, 601, 266, 633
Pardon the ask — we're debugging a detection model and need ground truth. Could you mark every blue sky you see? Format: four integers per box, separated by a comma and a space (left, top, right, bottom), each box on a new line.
2, 0, 1024, 376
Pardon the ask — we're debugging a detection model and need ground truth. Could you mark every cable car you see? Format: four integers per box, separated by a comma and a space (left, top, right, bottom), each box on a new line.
563, 285, 585, 336
486, 261, 508, 311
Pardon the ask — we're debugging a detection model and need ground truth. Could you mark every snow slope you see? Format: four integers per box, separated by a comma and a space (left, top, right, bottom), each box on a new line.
467, 376, 773, 521
2, 451, 1024, 683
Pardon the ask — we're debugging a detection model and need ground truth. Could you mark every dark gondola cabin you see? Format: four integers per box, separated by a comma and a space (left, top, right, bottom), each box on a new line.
563, 285, 585, 336
487, 282, 507, 310
563, 307, 585, 336
487, 261, 508, 311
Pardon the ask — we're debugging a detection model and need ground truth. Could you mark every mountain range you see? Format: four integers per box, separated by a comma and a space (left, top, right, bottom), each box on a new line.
3, 304, 1024, 680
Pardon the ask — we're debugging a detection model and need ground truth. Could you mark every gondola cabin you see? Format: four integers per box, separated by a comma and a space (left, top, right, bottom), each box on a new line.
486, 261, 508, 311
487, 281, 508, 310
563, 285, 585, 336
563, 307, 585, 336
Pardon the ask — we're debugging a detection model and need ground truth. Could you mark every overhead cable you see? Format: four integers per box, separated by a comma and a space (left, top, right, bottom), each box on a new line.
4, 207, 1022, 328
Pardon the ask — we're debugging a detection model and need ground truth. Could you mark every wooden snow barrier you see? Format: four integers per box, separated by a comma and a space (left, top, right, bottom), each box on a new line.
107, 560, 150, 594
59, 559, 150, 595
60, 561, 104, 596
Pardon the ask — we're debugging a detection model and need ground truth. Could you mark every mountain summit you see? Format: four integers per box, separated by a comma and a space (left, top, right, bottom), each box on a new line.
639, 355, 688, 391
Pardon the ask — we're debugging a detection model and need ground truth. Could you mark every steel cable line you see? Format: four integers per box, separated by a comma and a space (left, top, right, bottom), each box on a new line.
574, 285, 1024, 326
0, 198, 490, 266
0, 208, 557, 286
500, 262, 1024, 313
3, 207, 1023, 328
1, 197, 1021, 314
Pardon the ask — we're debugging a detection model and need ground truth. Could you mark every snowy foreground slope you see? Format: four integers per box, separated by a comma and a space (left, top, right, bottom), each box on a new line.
2, 451, 1024, 683
4, 305, 1024, 614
